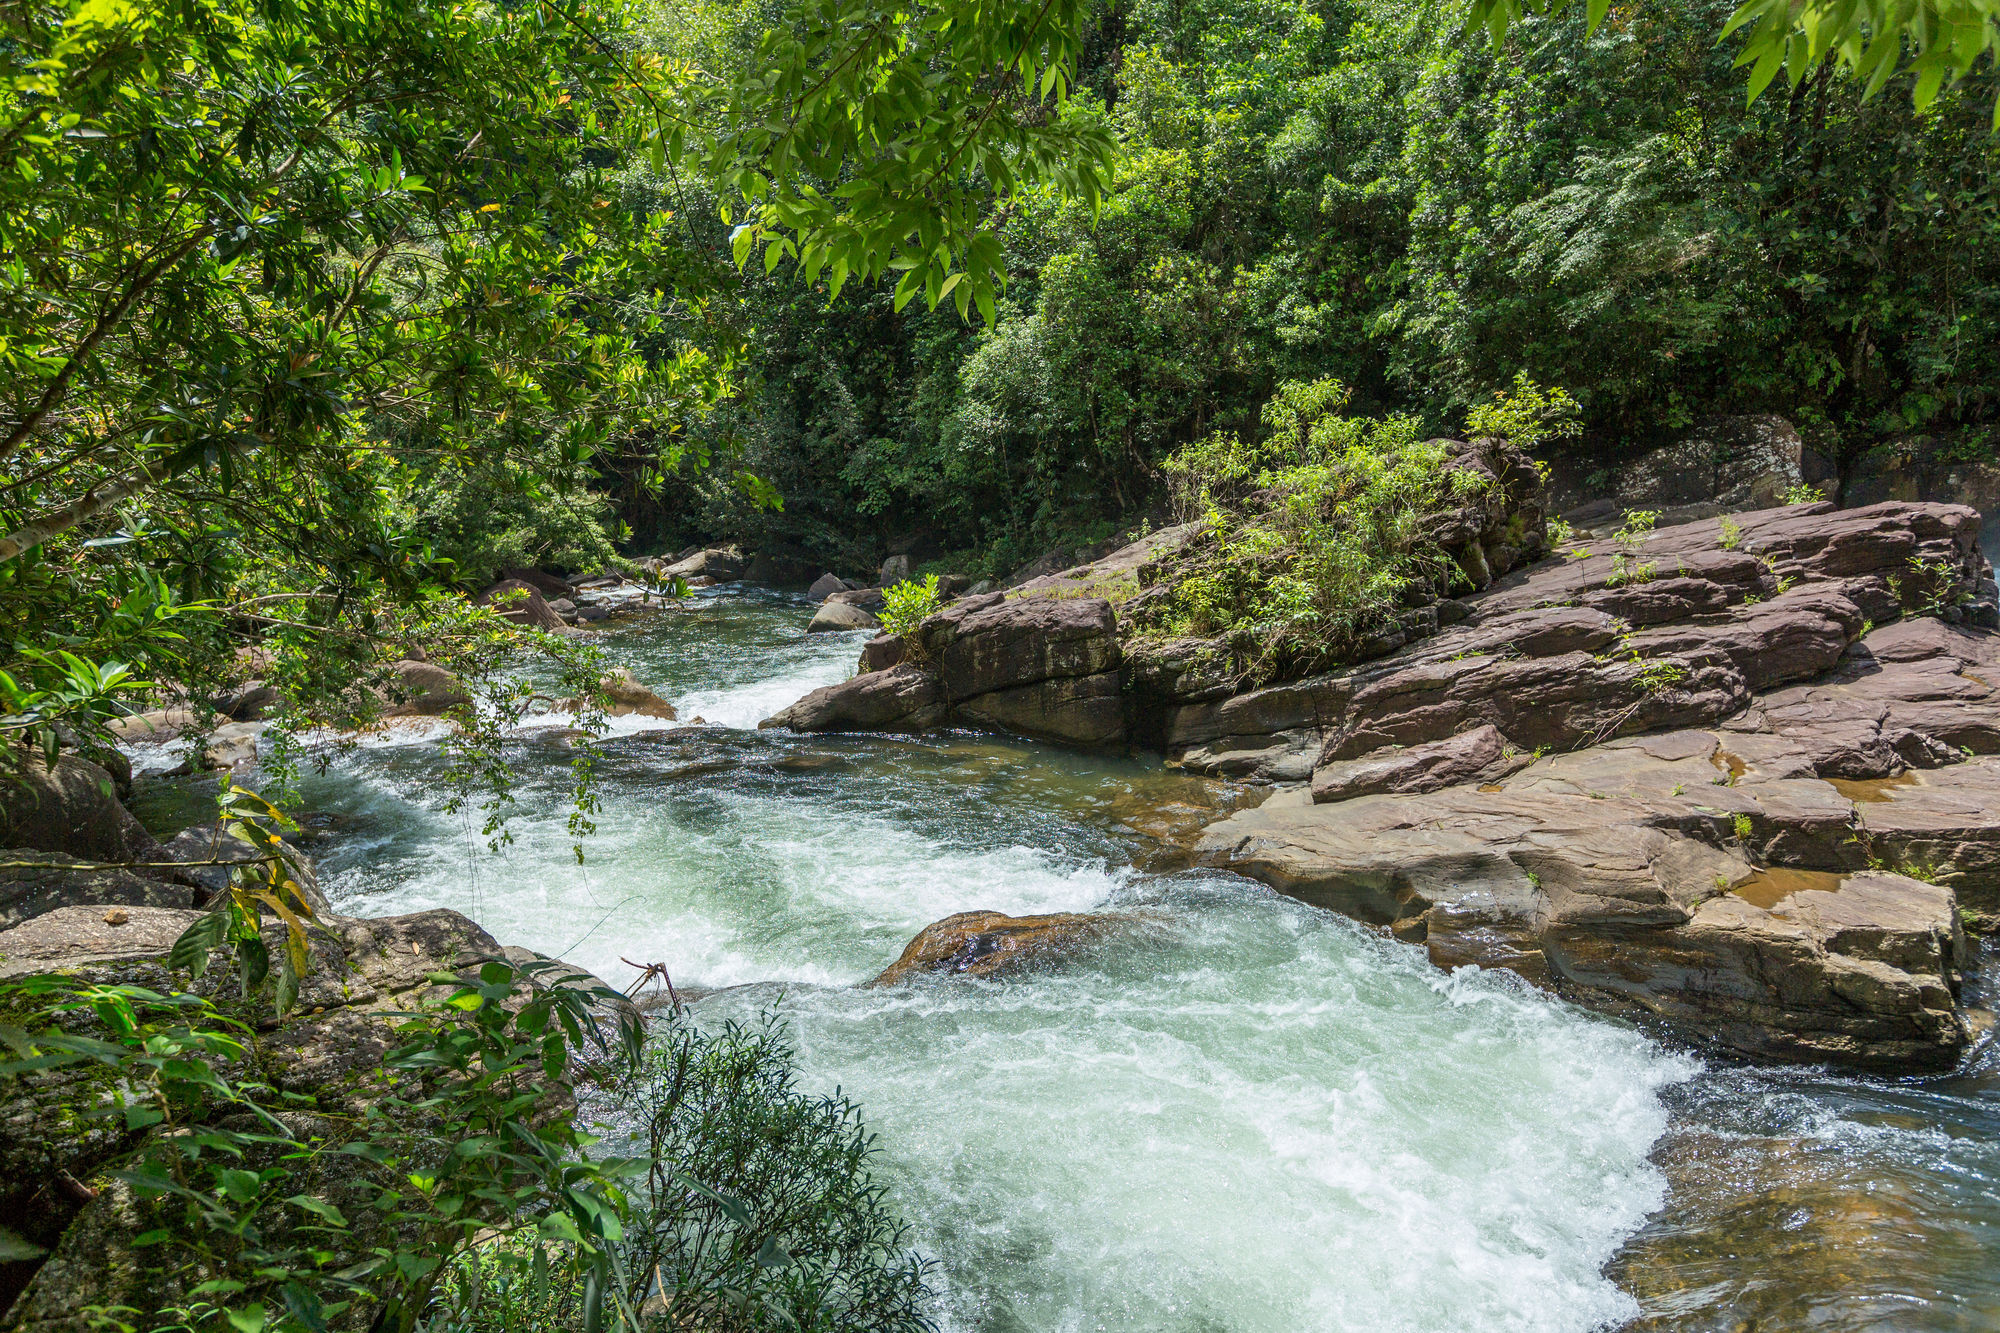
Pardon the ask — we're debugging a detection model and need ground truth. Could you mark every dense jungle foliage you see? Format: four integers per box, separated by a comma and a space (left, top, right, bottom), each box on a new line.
657, 0, 2000, 578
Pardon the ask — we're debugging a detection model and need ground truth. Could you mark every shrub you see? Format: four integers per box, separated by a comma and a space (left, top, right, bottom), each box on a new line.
583, 1011, 935, 1333
878, 575, 943, 637
1142, 377, 1500, 681
1463, 371, 1582, 451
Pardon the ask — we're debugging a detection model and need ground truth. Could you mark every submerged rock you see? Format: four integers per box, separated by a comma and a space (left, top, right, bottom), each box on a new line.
870, 910, 1124, 985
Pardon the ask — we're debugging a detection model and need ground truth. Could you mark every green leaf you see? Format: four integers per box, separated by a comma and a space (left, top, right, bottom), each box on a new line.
169, 909, 230, 979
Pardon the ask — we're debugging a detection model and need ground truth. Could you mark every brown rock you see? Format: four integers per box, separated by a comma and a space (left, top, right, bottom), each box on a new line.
1311, 724, 1526, 803
499, 566, 577, 600
0, 854, 197, 932
598, 667, 676, 719
870, 910, 1122, 985
858, 633, 906, 673
477, 579, 568, 632
378, 658, 472, 715
1542, 414, 1807, 525
957, 670, 1125, 747
759, 663, 945, 733
828, 586, 886, 610
1848, 756, 2000, 912
916, 594, 1121, 703
763, 594, 1126, 744
807, 600, 879, 633
1195, 743, 1973, 1071
663, 547, 746, 581
160, 823, 331, 915
807, 572, 848, 601
0, 755, 164, 865
1164, 500, 1989, 776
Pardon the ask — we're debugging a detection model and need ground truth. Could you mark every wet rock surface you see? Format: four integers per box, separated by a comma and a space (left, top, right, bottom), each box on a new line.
1195, 722, 1980, 1071
870, 910, 1127, 985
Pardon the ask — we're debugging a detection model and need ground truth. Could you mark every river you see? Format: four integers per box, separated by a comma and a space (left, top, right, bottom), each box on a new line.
133, 588, 2000, 1332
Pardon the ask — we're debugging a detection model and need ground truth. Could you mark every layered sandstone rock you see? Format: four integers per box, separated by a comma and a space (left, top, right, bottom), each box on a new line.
763, 593, 1125, 745
1195, 727, 1977, 1071
1161, 501, 1994, 778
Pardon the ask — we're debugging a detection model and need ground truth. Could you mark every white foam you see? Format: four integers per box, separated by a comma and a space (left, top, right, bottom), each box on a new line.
307, 593, 1691, 1333
672, 632, 869, 730
704, 901, 1690, 1333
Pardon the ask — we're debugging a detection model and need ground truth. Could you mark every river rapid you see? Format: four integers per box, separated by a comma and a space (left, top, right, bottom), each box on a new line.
134, 589, 2000, 1332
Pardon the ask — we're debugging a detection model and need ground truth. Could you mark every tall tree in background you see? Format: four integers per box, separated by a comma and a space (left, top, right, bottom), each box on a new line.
0, 0, 1113, 746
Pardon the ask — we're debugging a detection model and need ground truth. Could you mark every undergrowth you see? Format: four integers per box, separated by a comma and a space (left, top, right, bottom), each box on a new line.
1132, 375, 1566, 684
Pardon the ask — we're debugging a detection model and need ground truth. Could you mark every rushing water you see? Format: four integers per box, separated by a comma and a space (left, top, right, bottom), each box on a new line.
130, 589, 2000, 1331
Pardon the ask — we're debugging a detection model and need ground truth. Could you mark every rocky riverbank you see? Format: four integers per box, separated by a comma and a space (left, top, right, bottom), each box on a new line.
0, 756, 633, 1325
761, 491, 2000, 1071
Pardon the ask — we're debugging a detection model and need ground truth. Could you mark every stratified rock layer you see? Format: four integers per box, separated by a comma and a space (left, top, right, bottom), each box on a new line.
1195, 726, 1980, 1071
1162, 501, 1993, 778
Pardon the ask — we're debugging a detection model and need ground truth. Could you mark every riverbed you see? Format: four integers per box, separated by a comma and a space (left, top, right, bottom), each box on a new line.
133, 588, 2000, 1331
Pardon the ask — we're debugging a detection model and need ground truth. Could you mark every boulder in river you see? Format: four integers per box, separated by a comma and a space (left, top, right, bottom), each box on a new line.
859, 633, 906, 672
378, 657, 472, 716
807, 600, 880, 633
477, 578, 569, 632
0, 754, 165, 864
499, 566, 577, 600
662, 547, 746, 582
808, 572, 849, 601
198, 719, 264, 770
879, 554, 912, 585
871, 909, 1124, 985
598, 666, 677, 719
828, 585, 886, 610
765, 593, 1125, 745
